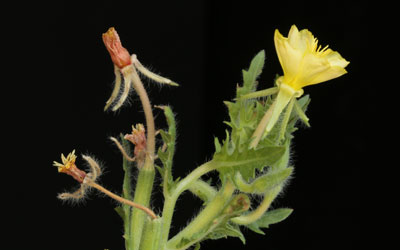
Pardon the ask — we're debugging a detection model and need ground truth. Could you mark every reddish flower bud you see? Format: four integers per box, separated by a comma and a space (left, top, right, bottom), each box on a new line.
102, 27, 132, 69
125, 124, 147, 167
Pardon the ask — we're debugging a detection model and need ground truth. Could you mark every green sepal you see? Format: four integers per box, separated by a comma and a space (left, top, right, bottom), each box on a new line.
246, 208, 293, 234
292, 95, 311, 127
233, 167, 293, 194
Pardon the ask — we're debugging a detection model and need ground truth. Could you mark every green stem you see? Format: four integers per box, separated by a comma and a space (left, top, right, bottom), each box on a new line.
167, 180, 235, 250
188, 180, 217, 202
121, 135, 133, 250
130, 167, 156, 250
231, 185, 282, 225
139, 217, 163, 250
160, 161, 218, 248
130, 66, 156, 161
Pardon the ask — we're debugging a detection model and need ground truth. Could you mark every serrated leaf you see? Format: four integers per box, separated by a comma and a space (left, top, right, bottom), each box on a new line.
246, 208, 293, 234
234, 167, 293, 194
206, 223, 246, 244
238, 50, 265, 97
157, 106, 177, 193
214, 140, 285, 181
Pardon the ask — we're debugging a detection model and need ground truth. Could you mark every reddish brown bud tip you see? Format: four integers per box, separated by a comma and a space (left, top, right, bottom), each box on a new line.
125, 124, 147, 167
102, 27, 132, 69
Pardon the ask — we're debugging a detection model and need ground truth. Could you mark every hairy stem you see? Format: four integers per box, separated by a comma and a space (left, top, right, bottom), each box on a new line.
160, 161, 218, 248
167, 180, 235, 250
130, 168, 156, 250
86, 181, 157, 219
188, 179, 218, 202
130, 66, 156, 164
110, 136, 136, 162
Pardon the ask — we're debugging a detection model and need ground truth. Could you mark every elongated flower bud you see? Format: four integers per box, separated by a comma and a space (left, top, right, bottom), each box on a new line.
102, 27, 132, 69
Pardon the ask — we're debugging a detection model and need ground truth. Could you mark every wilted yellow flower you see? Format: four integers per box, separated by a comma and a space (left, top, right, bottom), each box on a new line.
53, 150, 87, 183
274, 25, 349, 92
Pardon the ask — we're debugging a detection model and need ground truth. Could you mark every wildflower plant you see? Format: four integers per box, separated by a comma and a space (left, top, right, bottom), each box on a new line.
53, 25, 349, 250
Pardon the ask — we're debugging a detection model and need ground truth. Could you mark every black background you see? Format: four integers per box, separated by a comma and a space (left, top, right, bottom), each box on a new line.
10, 0, 367, 249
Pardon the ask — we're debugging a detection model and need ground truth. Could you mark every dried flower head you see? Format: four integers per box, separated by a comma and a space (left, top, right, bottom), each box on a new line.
102, 27, 132, 69
125, 124, 147, 167
53, 150, 86, 183
53, 151, 102, 201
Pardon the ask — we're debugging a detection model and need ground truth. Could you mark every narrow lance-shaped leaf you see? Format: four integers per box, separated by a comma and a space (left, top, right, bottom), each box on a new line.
157, 106, 177, 193
238, 50, 265, 97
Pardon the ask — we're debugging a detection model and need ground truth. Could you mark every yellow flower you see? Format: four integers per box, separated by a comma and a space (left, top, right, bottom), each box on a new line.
274, 24, 349, 92
264, 25, 349, 134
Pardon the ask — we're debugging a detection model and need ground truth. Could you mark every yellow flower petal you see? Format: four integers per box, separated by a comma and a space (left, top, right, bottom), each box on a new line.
274, 25, 349, 91
274, 29, 304, 85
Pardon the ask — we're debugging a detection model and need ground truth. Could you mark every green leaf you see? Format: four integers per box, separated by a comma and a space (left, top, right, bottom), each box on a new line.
213, 137, 285, 181
238, 50, 265, 97
234, 167, 293, 194
214, 137, 221, 153
114, 206, 125, 220
120, 134, 134, 200
193, 243, 201, 250
246, 208, 293, 234
157, 106, 177, 193
206, 223, 246, 244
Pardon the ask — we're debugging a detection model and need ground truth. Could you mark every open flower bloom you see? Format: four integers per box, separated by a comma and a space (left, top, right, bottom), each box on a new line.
265, 25, 349, 133
274, 25, 349, 92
